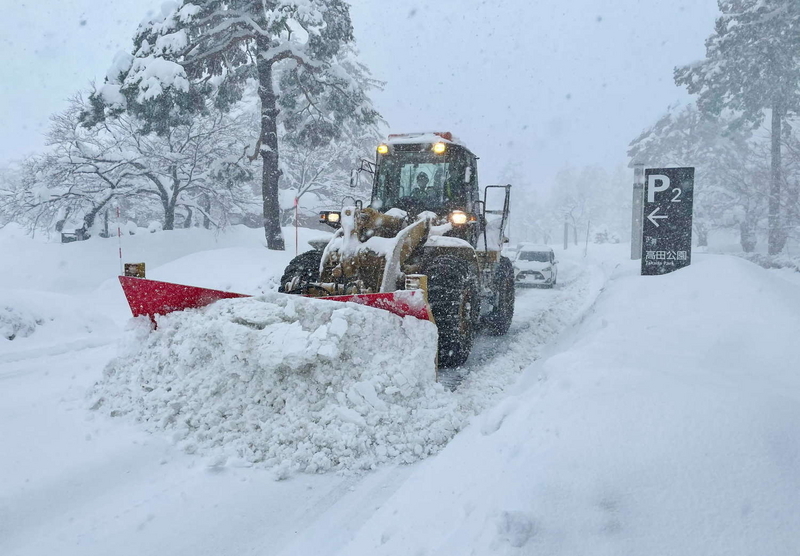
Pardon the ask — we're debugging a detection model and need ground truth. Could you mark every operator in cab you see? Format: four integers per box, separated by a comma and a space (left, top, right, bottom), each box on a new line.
412, 172, 438, 202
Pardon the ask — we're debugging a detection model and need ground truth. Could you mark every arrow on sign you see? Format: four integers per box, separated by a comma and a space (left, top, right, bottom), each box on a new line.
647, 207, 668, 227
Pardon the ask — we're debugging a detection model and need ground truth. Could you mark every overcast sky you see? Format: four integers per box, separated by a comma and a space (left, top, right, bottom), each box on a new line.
0, 0, 719, 192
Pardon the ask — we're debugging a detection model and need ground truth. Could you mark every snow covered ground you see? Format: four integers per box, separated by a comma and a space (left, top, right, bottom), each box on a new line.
2, 226, 799, 555
342, 254, 800, 555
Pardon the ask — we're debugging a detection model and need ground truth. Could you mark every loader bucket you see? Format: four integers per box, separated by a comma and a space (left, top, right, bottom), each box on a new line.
118, 277, 433, 324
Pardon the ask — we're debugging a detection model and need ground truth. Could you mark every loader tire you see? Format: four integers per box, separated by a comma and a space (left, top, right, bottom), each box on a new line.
483, 256, 515, 336
425, 256, 478, 368
278, 250, 323, 293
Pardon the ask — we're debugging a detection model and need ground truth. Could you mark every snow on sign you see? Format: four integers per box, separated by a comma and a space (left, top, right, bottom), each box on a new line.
641, 167, 694, 276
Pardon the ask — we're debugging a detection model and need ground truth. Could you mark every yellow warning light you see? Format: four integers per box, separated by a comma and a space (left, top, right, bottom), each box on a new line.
432, 142, 447, 155
377, 144, 389, 155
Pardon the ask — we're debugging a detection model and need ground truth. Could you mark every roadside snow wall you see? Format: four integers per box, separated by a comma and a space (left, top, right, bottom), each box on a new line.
91, 293, 454, 476
1, 289, 114, 346
337, 256, 800, 556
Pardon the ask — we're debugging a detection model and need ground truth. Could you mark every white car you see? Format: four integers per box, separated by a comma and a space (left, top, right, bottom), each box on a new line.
513, 245, 558, 287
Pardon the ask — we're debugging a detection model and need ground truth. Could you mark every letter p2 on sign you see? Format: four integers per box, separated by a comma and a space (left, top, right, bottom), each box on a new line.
641, 167, 694, 276
647, 174, 670, 202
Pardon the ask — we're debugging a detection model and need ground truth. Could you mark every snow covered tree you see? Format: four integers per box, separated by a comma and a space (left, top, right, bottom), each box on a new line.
674, 0, 800, 254
550, 166, 623, 245
0, 162, 28, 229
84, 0, 381, 250
628, 102, 770, 251
2, 93, 255, 236
278, 132, 375, 225
779, 117, 800, 241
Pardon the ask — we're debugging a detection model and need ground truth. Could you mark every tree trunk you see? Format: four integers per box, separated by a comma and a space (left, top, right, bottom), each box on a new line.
280, 207, 293, 227
695, 223, 709, 248
55, 207, 71, 232
82, 196, 113, 235
768, 101, 785, 255
787, 179, 799, 229
201, 194, 211, 229
740, 221, 756, 253
257, 38, 285, 251
164, 199, 175, 230
184, 207, 193, 229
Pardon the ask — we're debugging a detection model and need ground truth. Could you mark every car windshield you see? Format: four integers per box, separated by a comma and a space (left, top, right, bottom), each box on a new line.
518, 251, 550, 263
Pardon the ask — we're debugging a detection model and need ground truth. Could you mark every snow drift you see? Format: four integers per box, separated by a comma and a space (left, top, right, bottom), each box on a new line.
339, 255, 800, 555
0, 289, 115, 351
90, 293, 463, 476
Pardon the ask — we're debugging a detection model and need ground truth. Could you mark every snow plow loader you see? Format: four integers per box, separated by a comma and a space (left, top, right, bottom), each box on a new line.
119, 132, 514, 368
278, 132, 515, 367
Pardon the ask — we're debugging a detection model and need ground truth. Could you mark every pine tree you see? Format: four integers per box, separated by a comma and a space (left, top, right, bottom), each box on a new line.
84, 0, 380, 250
629, 102, 769, 251
674, 0, 800, 254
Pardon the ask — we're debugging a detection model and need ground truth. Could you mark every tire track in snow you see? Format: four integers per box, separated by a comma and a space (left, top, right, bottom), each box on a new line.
438, 258, 608, 408
0, 337, 117, 370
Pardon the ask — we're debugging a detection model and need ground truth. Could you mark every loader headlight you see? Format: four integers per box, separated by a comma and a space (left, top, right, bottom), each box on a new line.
377, 144, 389, 155
319, 211, 341, 229
449, 210, 469, 225
432, 142, 447, 155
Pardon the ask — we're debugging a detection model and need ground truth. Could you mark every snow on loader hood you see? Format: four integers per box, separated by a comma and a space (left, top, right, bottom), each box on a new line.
89, 292, 476, 478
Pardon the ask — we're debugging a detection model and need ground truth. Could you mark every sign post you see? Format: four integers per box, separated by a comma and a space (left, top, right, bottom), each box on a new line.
631, 163, 644, 260
641, 167, 694, 275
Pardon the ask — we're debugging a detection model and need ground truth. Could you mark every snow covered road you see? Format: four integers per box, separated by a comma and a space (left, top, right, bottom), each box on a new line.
0, 229, 607, 556
5, 229, 799, 555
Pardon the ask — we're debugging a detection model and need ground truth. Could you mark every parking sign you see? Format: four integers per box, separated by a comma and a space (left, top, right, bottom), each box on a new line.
641, 167, 694, 275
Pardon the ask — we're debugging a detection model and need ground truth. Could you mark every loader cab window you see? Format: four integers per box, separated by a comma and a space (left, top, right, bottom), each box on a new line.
373, 146, 470, 213
401, 164, 447, 201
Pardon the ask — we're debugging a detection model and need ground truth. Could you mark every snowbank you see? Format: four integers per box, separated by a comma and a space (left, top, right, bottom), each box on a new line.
90, 293, 462, 476
0, 301, 42, 342
339, 255, 800, 555
0, 223, 328, 295
0, 289, 116, 356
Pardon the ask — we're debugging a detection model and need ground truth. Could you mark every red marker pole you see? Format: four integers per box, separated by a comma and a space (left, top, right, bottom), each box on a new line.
116, 206, 123, 275
294, 196, 299, 256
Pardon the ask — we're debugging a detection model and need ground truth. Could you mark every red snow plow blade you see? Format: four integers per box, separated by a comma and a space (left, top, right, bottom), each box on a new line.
118, 276, 248, 323
118, 276, 433, 324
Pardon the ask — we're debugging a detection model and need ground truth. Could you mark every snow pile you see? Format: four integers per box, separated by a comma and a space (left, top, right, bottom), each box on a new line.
0, 303, 42, 341
739, 251, 800, 273
89, 246, 608, 480
0, 289, 115, 349
90, 293, 473, 476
